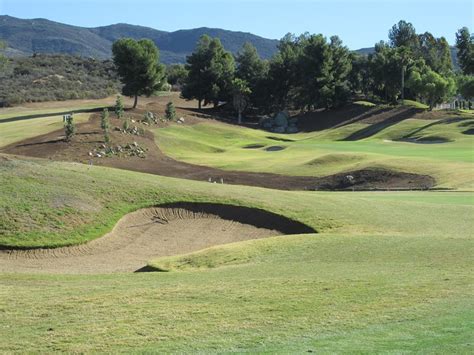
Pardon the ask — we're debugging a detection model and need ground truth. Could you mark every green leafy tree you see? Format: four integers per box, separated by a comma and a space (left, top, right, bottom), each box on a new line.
407, 66, 456, 109
64, 114, 76, 142
101, 108, 110, 143
389, 20, 419, 49
231, 78, 251, 123
368, 42, 402, 103
166, 64, 188, 87
165, 101, 176, 120
457, 74, 474, 100
348, 53, 372, 97
235, 42, 268, 108
266, 33, 301, 110
418, 32, 453, 74
115, 95, 124, 119
455, 27, 474, 75
182, 35, 235, 109
112, 38, 166, 108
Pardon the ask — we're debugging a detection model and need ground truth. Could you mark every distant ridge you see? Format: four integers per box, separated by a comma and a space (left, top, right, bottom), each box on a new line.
0, 15, 279, 64
0, 15, 458, 68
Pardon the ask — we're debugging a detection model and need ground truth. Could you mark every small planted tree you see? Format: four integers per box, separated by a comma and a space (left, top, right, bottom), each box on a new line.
115, 95, 124, 119
232, 78, 251, 124
123, 118, 130, 132
64, 114, 76, 142
165, 101, 176, 120
101, 108, 110, 143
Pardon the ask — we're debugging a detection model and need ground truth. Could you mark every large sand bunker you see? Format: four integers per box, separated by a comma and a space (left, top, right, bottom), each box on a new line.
0, 203, 314, 274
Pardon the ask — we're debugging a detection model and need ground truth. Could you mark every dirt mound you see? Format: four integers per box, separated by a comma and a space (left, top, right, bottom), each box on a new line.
0, 203, 315, 274
314, 168, 435, 191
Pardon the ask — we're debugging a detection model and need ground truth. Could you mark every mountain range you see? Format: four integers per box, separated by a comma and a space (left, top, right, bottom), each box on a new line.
0, 15, 279, 64
0, 15, 458, 67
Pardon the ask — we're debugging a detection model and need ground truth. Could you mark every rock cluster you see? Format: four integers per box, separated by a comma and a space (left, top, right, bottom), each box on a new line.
89, 142, 147, 159
260, 111, 298, 133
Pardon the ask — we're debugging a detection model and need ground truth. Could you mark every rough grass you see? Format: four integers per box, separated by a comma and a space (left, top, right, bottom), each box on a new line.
1, 98, 473, 352
0, 155, 473, 352
401, 99, 429, 109
353, 100, 377, 107
3, 156, 472, 248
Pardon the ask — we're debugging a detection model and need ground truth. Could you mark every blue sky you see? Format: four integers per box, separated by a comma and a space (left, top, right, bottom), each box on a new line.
1, 0, 472, 49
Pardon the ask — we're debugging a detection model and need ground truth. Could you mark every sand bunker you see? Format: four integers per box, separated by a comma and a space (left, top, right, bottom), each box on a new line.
265, 146, 286, 152
243, 144, 265, 149
0, 203, 314, 274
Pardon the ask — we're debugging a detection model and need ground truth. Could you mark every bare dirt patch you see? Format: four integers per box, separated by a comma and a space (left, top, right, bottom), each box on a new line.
314, 168, 435, 191
0, 203, 314, 274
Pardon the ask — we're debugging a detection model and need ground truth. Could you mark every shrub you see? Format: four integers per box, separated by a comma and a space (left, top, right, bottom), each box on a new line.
64, 114, 76, 142
101, 108, 110, 143
115, 95, 124, 119
165, 101, 176, 120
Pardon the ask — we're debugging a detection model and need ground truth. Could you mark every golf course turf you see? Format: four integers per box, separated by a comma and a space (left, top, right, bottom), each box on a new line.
0, 95, 473, 352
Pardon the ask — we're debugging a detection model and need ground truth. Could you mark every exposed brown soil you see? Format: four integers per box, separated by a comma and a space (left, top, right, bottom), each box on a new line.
1, 96, 436, 191
315, 168, 435, 191
0, 203, 314, 274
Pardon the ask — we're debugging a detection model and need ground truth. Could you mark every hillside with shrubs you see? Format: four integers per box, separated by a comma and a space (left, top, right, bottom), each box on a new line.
0, 54, 121, 106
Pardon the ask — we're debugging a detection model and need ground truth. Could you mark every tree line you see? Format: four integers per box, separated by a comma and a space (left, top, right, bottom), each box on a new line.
111, 21, 473, 116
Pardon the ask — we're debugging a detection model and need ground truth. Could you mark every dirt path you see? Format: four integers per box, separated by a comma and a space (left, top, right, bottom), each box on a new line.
0, 203, 313, 274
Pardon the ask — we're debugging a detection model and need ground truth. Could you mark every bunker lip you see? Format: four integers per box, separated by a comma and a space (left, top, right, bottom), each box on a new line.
243, 143, 265, 149
0, 202, 315, 274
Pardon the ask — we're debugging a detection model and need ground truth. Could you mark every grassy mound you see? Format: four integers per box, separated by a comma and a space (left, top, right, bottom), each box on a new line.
154, 115, 474, 189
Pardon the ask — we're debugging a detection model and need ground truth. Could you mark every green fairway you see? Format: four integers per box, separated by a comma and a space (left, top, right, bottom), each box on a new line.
0, 113, 92, 147
0, 155, 473, 352
153, 114, 474, 189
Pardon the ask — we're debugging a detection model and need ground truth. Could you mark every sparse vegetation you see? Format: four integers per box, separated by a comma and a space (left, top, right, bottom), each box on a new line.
0, 54, 121, 107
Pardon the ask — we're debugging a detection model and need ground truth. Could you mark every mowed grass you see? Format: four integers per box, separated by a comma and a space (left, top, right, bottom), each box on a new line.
153, 113, 474, 189
0, 113, 92, 147
0, 155, 473, 352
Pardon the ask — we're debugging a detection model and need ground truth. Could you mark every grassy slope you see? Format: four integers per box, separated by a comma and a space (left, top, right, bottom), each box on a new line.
1, 156, 472, 248
0, 113, 92, 147
0, 156, 473, 352
153, 113, 474, 189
